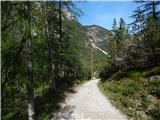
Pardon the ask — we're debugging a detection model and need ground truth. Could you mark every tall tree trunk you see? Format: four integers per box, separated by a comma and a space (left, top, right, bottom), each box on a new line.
152, 0, 156, 21
25, 2, 35, 120
59, 1, 62, 42
151, 0, 156, 65
44, 2, 56, 94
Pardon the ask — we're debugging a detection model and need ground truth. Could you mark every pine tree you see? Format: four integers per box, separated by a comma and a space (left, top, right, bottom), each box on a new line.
2, 1, 83, 119
132, 0, 160, 66
131, 7, 145, 35
119, 18, 125, 31
112, 18, 117, 34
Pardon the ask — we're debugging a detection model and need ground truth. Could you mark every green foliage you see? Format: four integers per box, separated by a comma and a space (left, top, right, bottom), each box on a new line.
149, 77, 160, 98
99, 69, 160, 120
143, 67, 160, 78
64, 20, 108, 78
100, 1, 160, 80
149, 107, 160, 120
111, 70, 128, 80
35, 85, 62, 120
1, 1, 85, 120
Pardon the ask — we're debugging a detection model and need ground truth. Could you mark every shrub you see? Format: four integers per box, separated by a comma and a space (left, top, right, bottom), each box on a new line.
140, 93, 150, 109
99, 64, 119, 80
149, 107, 160, 120
149, 78, 160, 98
143, 67, 160, 78
128, 71, 142, 81
111, 70, 128, 80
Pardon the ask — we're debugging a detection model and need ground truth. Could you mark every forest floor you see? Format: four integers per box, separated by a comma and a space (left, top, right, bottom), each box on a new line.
52, 79, 127, 120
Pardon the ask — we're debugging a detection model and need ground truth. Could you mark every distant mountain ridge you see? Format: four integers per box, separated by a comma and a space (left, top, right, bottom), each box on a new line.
63, 18, 111, 76
85, 25, 111, 46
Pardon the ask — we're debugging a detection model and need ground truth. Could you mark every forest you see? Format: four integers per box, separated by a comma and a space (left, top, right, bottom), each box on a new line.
100, 1, 160, 79
99, 1, 160, 120
1, 0, 160, 120
2, 1, 86, 120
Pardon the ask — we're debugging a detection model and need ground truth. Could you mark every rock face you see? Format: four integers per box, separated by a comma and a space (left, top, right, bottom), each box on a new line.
64, 19, 111, 49
85, 25, 111, 47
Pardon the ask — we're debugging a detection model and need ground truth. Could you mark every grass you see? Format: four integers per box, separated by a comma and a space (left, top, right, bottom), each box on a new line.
98, 67, 160, 120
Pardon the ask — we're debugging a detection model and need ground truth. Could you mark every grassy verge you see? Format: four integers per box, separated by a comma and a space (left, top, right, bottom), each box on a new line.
98, 67, 160, 120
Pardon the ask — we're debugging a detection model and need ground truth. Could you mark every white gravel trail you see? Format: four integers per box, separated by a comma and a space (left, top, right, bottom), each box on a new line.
52, 79, 127, 120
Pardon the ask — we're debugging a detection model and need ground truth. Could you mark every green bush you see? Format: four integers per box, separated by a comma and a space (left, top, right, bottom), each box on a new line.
111, 70, 128, 80
143, 67, 160, 78
149, 78, 160, 98
122, 87, 135, 96
128, 71, 142, 81
140, 93, 150, 109
154, 87, 160, 98
98, 69, 160, 120
99, 64, 120, 80
149, 107, 160, 120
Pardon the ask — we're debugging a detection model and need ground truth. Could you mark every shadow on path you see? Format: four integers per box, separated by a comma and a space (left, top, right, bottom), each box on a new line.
52, 105, 76, 120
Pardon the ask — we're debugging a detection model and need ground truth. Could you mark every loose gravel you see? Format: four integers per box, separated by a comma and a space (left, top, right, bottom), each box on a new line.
52, 79, 127, 120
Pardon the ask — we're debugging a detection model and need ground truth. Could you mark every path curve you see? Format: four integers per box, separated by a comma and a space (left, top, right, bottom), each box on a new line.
52, 79, 127, 120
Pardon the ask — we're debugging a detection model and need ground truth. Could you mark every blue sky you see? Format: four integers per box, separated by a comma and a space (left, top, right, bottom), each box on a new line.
74, 1, 139, 30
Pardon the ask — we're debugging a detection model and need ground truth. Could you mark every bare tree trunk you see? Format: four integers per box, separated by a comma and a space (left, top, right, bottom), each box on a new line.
25, 2, 35, 120
44, 2, 56, 94
26, 34, 35, 120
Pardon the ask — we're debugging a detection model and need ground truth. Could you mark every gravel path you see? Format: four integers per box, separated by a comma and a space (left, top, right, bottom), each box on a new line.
52, 79, 127, 120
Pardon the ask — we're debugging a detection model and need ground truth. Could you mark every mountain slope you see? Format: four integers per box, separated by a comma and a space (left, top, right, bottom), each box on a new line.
63, 19, 111, 78
85, 25, 112, 49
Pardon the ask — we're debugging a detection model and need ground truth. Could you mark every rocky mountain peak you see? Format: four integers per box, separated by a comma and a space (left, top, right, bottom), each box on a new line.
84, 25, 111, 46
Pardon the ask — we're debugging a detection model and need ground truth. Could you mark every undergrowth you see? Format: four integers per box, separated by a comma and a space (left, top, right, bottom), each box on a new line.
99, 67, 160, 120
2, 79, 87, 120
